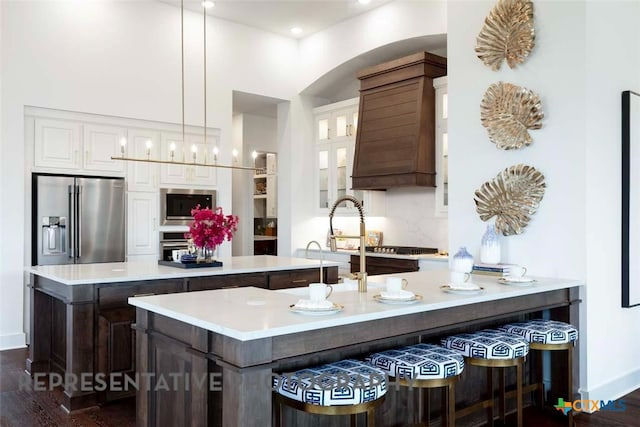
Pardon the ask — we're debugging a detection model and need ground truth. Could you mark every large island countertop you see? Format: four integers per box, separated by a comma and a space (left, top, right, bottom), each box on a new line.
130, 269, 582, 426
128, 270, 582, 341
28, 255, 339, 285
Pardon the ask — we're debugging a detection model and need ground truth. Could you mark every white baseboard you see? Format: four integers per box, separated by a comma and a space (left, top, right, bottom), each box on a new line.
580, 368, 640, 405
0, 332, 27, 351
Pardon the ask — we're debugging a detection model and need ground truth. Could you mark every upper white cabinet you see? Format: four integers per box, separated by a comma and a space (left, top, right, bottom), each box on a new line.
34, 119, 82, 170
313, 98, 384, 216
434, 76, 448, 217
83, 124, 126, 173
34, 119, 125, 174
159, 133, 217, 187
127, 129, 160, 192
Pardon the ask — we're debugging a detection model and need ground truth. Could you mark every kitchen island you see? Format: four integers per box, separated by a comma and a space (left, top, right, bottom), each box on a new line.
129, 270, 581, 426
26, 256, 339, 412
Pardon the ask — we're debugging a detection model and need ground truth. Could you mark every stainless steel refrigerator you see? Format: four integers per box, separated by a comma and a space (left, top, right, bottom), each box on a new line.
33, 174, 125, 265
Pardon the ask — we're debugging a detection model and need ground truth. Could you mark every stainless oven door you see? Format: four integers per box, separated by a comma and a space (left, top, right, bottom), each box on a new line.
159, 232, 189, 261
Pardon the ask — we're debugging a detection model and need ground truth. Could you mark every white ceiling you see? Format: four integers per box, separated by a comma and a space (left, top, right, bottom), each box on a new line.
162, 0, 393, 38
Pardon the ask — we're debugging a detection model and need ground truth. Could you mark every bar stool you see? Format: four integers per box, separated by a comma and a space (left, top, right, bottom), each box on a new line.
442, 329, 529, 427
366, 343, 464, 427
272, 359, 387, 427
500, 319, 578, 422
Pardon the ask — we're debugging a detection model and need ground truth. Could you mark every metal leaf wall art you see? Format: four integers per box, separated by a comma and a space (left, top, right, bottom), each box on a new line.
474, 164, 545, 236
480, 81, 543, 150
476, 0, 535, 70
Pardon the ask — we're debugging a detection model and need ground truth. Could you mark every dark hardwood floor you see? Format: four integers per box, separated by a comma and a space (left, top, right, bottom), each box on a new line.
1, 348, 637, 426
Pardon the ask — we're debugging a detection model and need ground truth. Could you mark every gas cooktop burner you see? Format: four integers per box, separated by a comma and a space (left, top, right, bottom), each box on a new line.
365, 246, 439, 255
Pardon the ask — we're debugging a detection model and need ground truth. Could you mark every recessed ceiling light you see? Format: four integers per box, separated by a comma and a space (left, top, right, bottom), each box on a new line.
290, 27, 303, 35
358, 0, 371, 4
202, 1, 215, 8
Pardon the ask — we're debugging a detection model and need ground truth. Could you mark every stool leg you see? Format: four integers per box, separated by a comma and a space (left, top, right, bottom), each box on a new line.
537, 349, 544, 406
486, 367, 494, 427
423, 388, 430, 426
440, 387, 446, 427
448, 382, 456, 427
350, 413, 357, 427
499, 368, 506, 424
367, 408, 375, 427
517, 358, 523, 427
568, 345, 574, 427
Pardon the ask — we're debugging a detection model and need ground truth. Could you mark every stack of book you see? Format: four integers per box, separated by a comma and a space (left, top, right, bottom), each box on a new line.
472, 263, 514, 277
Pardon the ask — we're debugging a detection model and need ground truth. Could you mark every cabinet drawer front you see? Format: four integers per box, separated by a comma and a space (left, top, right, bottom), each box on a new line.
188, 273, 266, 292
269, 269, 320, 290
350, 255, 419, 276
98, 280, 184, 308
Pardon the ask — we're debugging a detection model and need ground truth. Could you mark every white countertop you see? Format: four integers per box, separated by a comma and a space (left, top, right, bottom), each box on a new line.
128, 270, 582, 341
28, 256, 339, 285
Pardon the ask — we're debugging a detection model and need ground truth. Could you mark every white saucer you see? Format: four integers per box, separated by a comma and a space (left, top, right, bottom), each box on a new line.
289, 303, 344, 315
373, 294, 423, 305
440, 284, 484, 295
499, 277, 536, 285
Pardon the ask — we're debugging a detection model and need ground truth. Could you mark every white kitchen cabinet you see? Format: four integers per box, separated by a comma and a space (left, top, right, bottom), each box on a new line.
126, 129, 160, 192
34, 118, 82, 170
159, 132, 217, 187
434, 76, 448, 217
313, 98, 384, 217
82, 124, 126, 173
34, 119, 126, 174
127, 192, 158, 257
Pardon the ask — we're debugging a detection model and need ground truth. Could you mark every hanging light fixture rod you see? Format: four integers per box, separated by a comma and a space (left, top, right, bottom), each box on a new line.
110, 156, 257, 171
111, 0, 256, 172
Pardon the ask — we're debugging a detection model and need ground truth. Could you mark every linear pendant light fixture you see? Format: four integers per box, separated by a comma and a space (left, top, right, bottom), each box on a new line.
112, 0, 256, 172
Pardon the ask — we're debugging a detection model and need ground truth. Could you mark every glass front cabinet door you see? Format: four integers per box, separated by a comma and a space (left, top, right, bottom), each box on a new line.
434, 76, 448, 217
313, 98, 383, 216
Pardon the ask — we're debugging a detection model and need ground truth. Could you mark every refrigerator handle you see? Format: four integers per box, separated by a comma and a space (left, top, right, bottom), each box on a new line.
77, 185, 82, 258
68, 185, 75, 258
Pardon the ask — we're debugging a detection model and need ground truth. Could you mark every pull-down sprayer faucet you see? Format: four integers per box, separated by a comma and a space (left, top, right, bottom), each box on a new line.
328, 196, 367, 293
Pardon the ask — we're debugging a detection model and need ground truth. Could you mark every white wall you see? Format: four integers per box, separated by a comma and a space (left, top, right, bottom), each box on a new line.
583, 0, 640, 401
448, 0, 640, 403
297, 0, 447, 92
0, 0, 297, 349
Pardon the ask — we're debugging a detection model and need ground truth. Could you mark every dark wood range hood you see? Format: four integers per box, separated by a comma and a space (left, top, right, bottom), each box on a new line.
352, 52, 447, 190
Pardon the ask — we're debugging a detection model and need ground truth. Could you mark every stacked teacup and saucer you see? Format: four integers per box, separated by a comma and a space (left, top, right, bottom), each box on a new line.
373, 277, 423, 304
441, 247, 483, 294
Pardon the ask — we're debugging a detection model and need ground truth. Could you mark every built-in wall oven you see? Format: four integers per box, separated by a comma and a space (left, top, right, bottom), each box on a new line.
160, 188, 216, 225
159, 232, 189, 261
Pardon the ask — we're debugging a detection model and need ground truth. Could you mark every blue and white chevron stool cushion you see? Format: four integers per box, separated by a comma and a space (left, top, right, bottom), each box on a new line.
273, 359, 387, 406
499, 320, 578, 345
366, 343, 464, 380
441, 329, 529, 360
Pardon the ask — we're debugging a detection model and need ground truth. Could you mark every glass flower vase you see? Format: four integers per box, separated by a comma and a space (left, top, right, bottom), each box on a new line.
197, 245, 215, 263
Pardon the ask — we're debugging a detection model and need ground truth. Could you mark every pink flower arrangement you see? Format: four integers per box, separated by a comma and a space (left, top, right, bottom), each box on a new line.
185, 205, 238, 250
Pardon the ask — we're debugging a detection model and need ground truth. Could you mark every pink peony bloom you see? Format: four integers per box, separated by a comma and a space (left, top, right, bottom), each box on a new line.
184, 205, 238, 250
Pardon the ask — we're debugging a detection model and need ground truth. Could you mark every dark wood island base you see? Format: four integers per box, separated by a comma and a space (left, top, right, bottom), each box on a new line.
27, 260, 338, 413
132, 281, 580, 426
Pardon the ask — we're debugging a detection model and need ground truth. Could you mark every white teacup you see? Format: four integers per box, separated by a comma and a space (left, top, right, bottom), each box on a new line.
386, 276, 408, 293
309, 283, 333, 301
450, 271, 471, 286
509, 265, 527, 278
